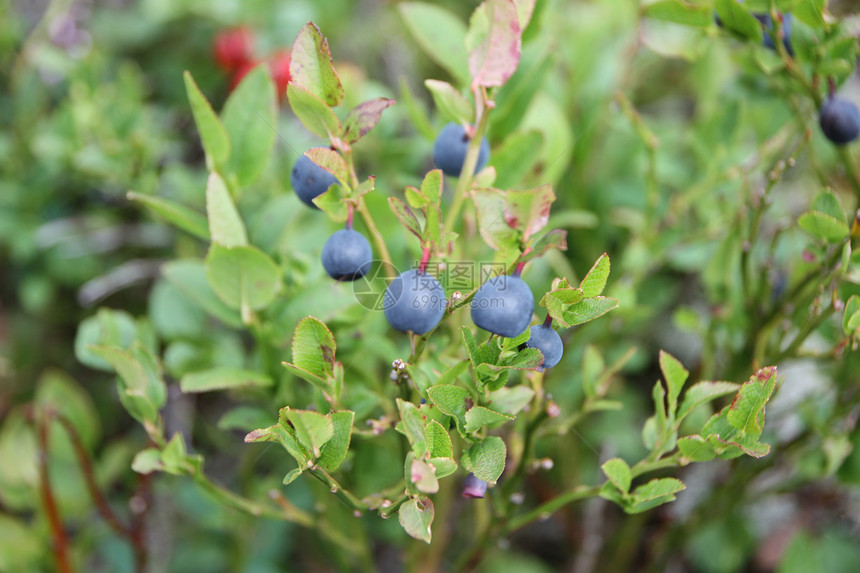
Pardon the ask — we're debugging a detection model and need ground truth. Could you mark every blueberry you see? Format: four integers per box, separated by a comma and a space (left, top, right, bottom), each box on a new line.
523, 324, 564, 371
470, 275, 534, 338
321, 229, 372, 281
384, 269, 447, 334
461, 473, 488, 498
820, 96, 860, 145
291, 148, 338, 208
432, 122, 490, 177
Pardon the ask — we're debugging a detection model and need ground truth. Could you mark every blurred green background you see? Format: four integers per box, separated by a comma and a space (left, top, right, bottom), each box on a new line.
3, 0, 860, 571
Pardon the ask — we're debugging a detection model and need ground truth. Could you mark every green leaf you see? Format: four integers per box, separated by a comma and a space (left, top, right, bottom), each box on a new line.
287, 83, 341, 139
160, 432, 190, 475
312, 184, 348, 222
793, 0, 826, 28
427, 384, 470, 431
726, 366, 777, 438
677, 435, 716, 462
289, 22, 344, 107
305, 147, 350, 187
677, 381, 740, 421
398, 496, 435, 544
513, 0, 536, 30
714, 0, 763, 42
843, 295, 860, 335
75, 308, 149, 371
35, 370, 101, 449
580, 253, 610, 297
465, 406, 514, 433
470, 188, 520, 252
342, 98, 395, 144
285, 409, 334, 458
601, 457, 632, 493
519, 229, 567, 263
89, 343, 166, 425
503, 183, 555, 239
318, 411, 354, 471
398, 3, 470, 86
487, 386, 534, 415
206, 171, 248, 247
429, 457, 458, 479
282, 468, 303, 486
461, 436, 506, 484
425, 420, 454, 459
625, 477, 685, 513
643, 0, 712, 27
221, 65, 277, 187
245, 415, 309, 466
397, 398, 429, 456
559, 297, 619, 327
798, 212, 850, 242
127, 192, 209, 241
179, 367, 272, 393
131, 448, 162, 474
162, 260, 243, 328
282, 362, 330, 394
289, 317, 337, 381
183, 71, 230, 169
389, 196, 423, 238
205, 244, 282, 317
466, 0, 522, 88
424, 80, 472, 125
659, 350, 688, 418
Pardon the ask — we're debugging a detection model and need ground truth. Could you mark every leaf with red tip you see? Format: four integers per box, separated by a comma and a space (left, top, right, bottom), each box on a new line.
466, 0, 522, 88
289, 22, 344, 106
342, 98, 395, 143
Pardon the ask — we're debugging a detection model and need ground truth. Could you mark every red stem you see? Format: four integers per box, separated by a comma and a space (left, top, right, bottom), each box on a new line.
513, 262, 526, 277
828, 77, 836, 98
418, 246, 431, 274
543, 314, 553, 327
37, 412, 75, 573
55, 414, 133, 537
346, 204, 354, 230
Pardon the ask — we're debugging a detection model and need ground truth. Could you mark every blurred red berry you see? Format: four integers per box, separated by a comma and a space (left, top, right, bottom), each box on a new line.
214, 26, 253, 71
267, 50, 291, 101
229, 59, 259, 92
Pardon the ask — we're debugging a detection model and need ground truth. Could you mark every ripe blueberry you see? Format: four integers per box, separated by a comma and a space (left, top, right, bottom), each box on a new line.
461, 473, 488, 498
432, 122, 490, 177
523, 324, 564, 371
820, 96, 860, 145
321, 229, 372, 281
758, 13, 793, 56
470, 275, 534, 338
291, 149, 339, 208
384, 269, 447, 334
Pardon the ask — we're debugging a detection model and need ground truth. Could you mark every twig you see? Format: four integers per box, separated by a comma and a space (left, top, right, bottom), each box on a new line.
36, 411, 75, 573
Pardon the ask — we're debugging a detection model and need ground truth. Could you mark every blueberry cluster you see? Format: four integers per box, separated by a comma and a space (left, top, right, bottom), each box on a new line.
292, 149, 373, 281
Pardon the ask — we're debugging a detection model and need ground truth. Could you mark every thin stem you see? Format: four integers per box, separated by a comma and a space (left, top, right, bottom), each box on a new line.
505, 485, 600, 534
308, 467, 366, 513
36, 411, 75, 573
356, 199, 396, 276
54, 413, 133, 537
444, 103, 494, 233
418, 246, 430, 274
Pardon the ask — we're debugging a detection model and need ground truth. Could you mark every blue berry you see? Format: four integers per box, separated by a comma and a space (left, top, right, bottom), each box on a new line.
758, 13, 793, 56
820, 96, 860, 145
291, 148, 338, 208
321, 229, 372, 281
432, 122, 490, 177
461, 473, 488, 498
524, 324, 564, 371
470, 275, 534, 338
384, 269, 447, 334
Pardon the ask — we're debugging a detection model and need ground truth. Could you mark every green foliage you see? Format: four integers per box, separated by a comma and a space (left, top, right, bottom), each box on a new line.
6, 0, 860, 570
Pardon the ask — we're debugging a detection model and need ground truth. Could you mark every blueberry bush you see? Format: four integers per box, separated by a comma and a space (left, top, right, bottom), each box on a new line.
3, 1, 860, 571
